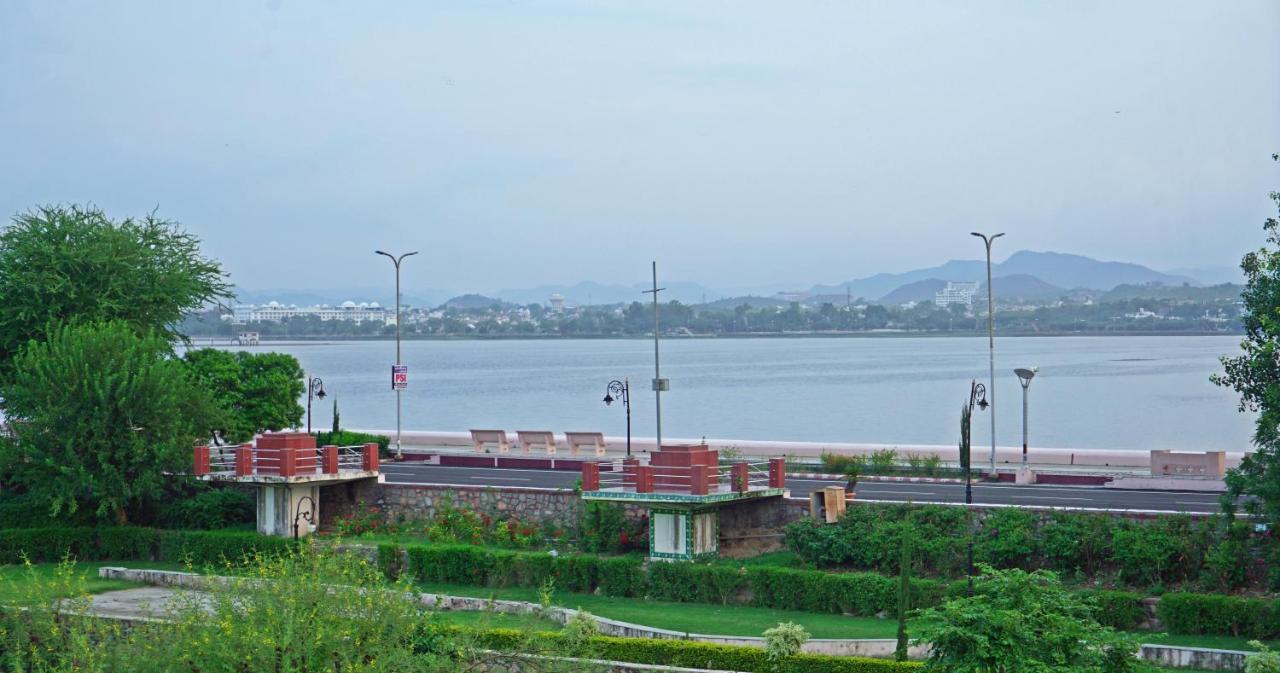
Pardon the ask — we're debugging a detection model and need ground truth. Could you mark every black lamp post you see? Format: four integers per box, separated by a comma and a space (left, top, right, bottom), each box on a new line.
603, 378, 631, 457
306, 376, 326, 434
962, 379, 989, 595
293, 494, 316, 541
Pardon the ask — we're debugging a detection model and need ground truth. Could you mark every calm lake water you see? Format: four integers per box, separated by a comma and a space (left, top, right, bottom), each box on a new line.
196, 336, 1255, 452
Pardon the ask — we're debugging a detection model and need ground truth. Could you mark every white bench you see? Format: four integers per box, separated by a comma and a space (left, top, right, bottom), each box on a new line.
564, 431, 607, 457
516, 430, 557, 455
470, 429, 510, 453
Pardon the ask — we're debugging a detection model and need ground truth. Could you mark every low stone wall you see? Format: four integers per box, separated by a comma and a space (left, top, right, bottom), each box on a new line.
1140, 645, 1247, 671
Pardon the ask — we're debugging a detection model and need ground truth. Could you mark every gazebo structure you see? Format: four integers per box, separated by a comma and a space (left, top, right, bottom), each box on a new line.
191, 432, 382, 538
580, 444, 786, 561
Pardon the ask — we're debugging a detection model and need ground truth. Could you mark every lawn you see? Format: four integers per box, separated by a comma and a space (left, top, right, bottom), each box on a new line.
0, 561, 186, 602
430, 609, 561, 632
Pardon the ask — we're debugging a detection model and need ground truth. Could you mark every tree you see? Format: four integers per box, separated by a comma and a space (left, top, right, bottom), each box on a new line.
332, 397, 341, 435
182, 348, 304, 443
895, 532, 912, 662
914, 565, 1141, 673
1213, 154, 1280, 526
0, 205, 230, 384
0, 321, 212, 523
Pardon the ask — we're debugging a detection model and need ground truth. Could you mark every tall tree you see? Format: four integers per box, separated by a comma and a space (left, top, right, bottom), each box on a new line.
183, 349, 304, 443
0, 205, 230, 384
0, 321, 212, 523
1213, 154, 1280, 525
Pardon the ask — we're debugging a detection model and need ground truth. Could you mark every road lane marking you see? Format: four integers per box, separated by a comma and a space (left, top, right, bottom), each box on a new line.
466, 476, 533, 482
1016, 496, 1092, 501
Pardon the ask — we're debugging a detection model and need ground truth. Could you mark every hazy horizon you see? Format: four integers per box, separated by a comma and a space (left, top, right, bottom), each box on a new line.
3, 1, 1278, 295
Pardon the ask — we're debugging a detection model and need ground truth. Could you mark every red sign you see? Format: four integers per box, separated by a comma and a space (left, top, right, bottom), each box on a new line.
392, 365, 408, 390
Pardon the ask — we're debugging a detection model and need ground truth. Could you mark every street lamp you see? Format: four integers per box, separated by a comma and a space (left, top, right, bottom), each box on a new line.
293, 494, 316, 541
375, 249, 419, 460
603, 379, 631, 457
971, 231, 1004, 476
1014, 367, 1038, 468
306, 376, 326, 434
961, 379, 989, 595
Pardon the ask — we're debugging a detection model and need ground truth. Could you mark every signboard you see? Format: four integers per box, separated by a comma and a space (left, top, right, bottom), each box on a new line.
392, 365, 408, 390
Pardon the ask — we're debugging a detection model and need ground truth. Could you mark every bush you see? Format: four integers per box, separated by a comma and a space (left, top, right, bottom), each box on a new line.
155, 488, 254, 530
157, 530, 291, 566
1158, 592, 1277, 639
313, 430, 390, 457
1084, 590, 1146, 630
98, 527, 159, 560
764, 621, 810, 660
975, 508, 1036, 568
0, 527, 100, 563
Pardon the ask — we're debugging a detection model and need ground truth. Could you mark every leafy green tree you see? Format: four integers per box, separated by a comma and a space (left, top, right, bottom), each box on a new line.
1214, 154, 1280, 525
0, 205, 230, 384
182, 348, 304, 442
895, 532, 912, 662
0, 321, 212, 523
915, 565, 1142, 673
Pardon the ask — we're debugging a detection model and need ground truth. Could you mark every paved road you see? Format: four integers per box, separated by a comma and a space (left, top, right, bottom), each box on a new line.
379, 464, 1230, 514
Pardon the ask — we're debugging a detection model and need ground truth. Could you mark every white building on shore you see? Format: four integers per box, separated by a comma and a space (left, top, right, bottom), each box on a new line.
934, 282, 980, 308
229, 300, 391, 325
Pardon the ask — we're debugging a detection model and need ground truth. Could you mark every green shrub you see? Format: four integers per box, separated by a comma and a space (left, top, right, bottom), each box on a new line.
155, 488, 254, 530
0, 498, 69, 529
975, 508, 1036, 569
0, 527, 99, 563
1084, 590, 1146, 630
98, 527, 159, 560
1159, 592, 1276, 638
313, 430, 391, 457
377, 543, 401, 579
157, 530, 291, 566
597, 556, 645, 598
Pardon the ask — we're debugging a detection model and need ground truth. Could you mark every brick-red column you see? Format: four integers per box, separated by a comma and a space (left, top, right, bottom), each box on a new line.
731, 462, 748, 492
636, 465, 654, 493
235, 445, 253, 476
690, 465, 710, 495
279, 448, 297, 477
362, 443, 380, 472
581, 462, 600, 491
769, 458, 786, 489
622, 458, 639, 489
192, 445, 210, 476
322, 445, 338, 474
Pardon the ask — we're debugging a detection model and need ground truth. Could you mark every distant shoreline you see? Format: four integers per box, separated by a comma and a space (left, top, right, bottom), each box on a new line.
187, 330, 1242, 345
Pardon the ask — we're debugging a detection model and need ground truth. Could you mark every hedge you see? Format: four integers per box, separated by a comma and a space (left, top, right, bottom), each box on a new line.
1083, 590, 1146, 630
0, 526, 291, 565
472, 627, 922, 673
1158, 592, 1280, 639
403, 543, 945, 617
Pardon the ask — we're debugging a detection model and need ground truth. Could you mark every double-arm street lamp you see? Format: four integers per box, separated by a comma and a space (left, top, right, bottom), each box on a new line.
971, 231, 1004, 476
603, 378, 632, 457
375, 250, 418, 460
1015, 367, 1038, 468
305, 376, 326, 434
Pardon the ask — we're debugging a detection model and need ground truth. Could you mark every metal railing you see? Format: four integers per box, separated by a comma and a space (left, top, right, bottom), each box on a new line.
201, 444, 371, 477
586, 458, 777, 495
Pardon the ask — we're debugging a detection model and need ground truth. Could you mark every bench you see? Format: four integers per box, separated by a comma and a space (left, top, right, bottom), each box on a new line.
564, 431, 607, 457
516, 430, 557, 455
470, 429, 510, 453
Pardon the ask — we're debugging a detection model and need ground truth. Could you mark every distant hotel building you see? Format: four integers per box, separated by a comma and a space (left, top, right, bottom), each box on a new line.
934, 282, 980, 308
229, 300, 391, 325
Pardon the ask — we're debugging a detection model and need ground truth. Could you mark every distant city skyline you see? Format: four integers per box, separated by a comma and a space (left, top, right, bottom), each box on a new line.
2, 1, 1277, 292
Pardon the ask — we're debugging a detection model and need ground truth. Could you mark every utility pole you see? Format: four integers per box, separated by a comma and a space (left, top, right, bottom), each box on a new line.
971, 232, 1004, 476
642, 261, 667, 451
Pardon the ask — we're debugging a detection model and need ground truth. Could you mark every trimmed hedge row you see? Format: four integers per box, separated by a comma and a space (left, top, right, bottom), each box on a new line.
0, 527, 292, 566
472, 627, 922, 673
1158, 592, 1280, 639
403, 543, 946, 617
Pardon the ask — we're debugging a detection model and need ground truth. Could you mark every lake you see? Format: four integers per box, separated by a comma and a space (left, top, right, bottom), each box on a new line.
194, 335, 1256, 452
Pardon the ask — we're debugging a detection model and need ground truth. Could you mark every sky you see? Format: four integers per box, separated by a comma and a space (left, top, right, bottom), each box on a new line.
1, 1, 1278, 298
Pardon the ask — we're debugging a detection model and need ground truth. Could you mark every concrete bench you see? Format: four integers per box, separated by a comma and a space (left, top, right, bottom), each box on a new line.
1150, 450, 1226, 478
470, 429, 510, 454
516, 430, 557, 455
564, 431, 607, 457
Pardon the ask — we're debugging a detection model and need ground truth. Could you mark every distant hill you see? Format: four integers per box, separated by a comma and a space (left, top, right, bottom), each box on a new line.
439, 294, 515, 310
880, 279, 948, 305
980, 274, 1067, 303
1101, 283, 1243, 303
703, 295, 790, 310
492, 280, 720, 306
811, 250, 1195, 298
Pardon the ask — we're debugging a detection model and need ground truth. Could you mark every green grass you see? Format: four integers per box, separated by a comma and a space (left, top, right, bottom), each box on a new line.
415, 580, 903, 639
1141, 632, 1278, 651
0, 561, 186, 601
430, 610, 561, 631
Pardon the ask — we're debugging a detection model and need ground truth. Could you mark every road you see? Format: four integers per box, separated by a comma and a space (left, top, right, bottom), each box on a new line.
379, 464, 1229, 514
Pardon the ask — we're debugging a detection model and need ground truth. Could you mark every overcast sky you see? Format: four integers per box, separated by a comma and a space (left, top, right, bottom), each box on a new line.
2, 1, 1278, 296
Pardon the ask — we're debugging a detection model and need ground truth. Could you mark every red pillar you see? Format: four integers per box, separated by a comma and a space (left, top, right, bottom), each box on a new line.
581, 462, 600, 491
636, 465, 654, 493
193, 445, 210, 476
235, 445, 253, 476
362, 443, 380, 472
731, 462, 749, 492
769, 458, 786, 489
279, 448, 297, 477
322, 445, 339, 474
689, 465, 710, 495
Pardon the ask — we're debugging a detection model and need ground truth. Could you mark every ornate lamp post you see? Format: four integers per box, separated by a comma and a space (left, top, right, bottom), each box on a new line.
293, 494, 316, 541
306, 376, 326, 434
603, 378, 631, 457
375, 249, 418, 460
961, 379, 989, 594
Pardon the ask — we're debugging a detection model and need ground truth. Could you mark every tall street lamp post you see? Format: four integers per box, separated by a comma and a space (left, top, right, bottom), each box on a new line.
305, 376, 327, 434
642, 262, 668, 451
1015, 367, 1038, 468
375, 250, 418, 460
603, 379, 631, 457
971, 231, 1004, 476
961, 379, 989, 595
